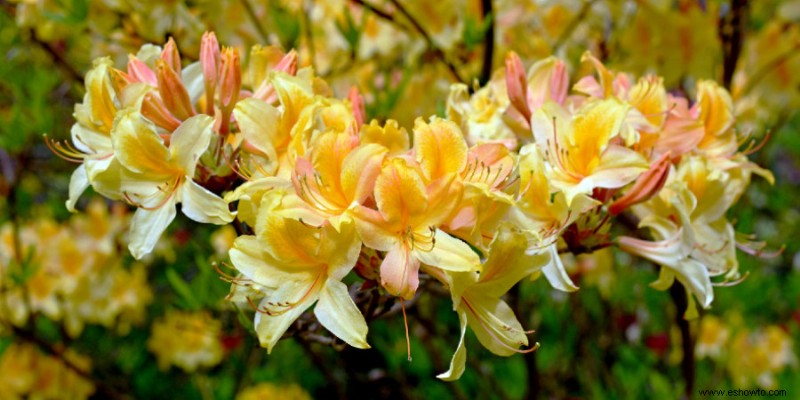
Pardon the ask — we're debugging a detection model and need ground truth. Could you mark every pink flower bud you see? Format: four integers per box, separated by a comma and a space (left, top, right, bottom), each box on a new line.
218, 47, 241, 113
161, 37, 182, 75
156, 59, 195, 121
505, 51, 531, 122
127, 55, 157, 86
141, 92, 182, 132
348, 86, 366, 128
200, 32, 220, 115
609, 152, 671, 215
274, 49, 298, 75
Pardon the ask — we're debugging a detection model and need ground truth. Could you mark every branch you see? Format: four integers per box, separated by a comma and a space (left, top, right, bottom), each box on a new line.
239, 0, 270, 44
351, 0, 466, 84
720, 0, 749, 90
478, 0, 495, 87
8, 325, 128, 400
552, 0, 596, 53
669, 283, 696, 398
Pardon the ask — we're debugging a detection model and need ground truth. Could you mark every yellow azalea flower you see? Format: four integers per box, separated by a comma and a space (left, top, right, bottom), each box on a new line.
353, 157, 480, 300
147, 310, 224, 372
281, 131, 386, 230
113, 110, 233, 259
236, 382, 311, 400
447, 80, 518, 149
435, 228, 547, 381
695, 315, 729, 359
445, 143, 516, 248
228, 191, 369, 352
50, 57, 150, 212
360, 119, 410, 156
693, 80, 738, 158
618, 156, 749, 317
508, 143, 598, 292
530, 99, 649, 205
0, 343, 95, 400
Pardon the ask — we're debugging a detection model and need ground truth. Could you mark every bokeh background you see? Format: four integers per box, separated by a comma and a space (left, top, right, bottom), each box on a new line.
1, 0, 799, 398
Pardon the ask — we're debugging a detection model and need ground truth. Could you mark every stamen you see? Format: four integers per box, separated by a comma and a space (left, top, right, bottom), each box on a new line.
44, 135, 86, 163
401, 300, 412, 362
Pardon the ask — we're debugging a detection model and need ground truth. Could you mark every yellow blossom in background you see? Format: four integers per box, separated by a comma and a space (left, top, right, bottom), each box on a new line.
695, 315, 729, 360
147, 310, 224, 372
727, 325, 797, 389
236, 382, 312, 400
0, 343, 95, 400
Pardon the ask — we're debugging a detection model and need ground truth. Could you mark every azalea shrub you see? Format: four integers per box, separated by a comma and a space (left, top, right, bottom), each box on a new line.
1, 1, 799, 399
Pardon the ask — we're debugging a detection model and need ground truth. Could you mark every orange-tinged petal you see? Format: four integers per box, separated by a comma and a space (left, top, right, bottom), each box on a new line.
111, 110, 175, 176
413, 117, 468, 183
695, 80, 734, 138
374, 158, 428, 226
340, 143, 387, 204
380, 244, 420, 299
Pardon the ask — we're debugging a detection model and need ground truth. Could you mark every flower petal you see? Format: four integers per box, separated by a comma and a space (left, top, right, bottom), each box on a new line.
180, 180, 234, 224
128, 201, 177, 259
314, 279, 370, 349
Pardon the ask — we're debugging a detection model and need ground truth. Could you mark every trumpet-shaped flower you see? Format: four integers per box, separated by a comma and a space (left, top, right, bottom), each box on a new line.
227, 191, 369, 352
354, 157, 480, 300
531, 99, 649, 205
113, 110, 233, 259
436, 228, 548, 380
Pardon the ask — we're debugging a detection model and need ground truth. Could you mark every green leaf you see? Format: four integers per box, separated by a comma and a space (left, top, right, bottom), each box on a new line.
166, 268, 200, 310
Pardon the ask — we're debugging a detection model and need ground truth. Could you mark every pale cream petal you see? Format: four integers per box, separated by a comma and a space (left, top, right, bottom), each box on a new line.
314, 279, 370, 349
128, 201, 177, 260
233, 98, 281, 161
414, 230, 480, 272
169, 114, 215, 175
539, 244, 579, 292
180, 180, 234, 224
437, 309, 468, 381
66, 165, 89, 212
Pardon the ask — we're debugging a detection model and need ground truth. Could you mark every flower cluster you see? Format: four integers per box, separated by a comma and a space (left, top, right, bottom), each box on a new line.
0, 342, 95, 399
0, 199, 152, 337
55, 33, 773, 380
696, 314, 797, 389
147, 310, 224, 372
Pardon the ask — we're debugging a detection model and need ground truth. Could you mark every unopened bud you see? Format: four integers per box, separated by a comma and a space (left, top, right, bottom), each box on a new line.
505, 51, 531, 122
141, 92, 182, 132
218, 47, 241, 113
127, 55, 157, 86
161, 37, 182, 75
156, 59, 195, 121
274, 49, 298, 75
349, 86, 366, 128
609, 152, 671, 215
200, 32, 220, 115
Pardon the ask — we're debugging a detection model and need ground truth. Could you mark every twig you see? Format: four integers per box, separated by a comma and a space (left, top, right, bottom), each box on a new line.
387, 0, 465, 83
9, 325, 128, 400
738, 41, 800, 97
302, 0, 317, 71
719, 0, 749, 90
669, 283, 695, 399
296, 336, 347, 400
552, 0, 596, 53
239, 0, 270, 44
348, 0, 410, 32
360, 0, 465, 84
478, 0, 495, 87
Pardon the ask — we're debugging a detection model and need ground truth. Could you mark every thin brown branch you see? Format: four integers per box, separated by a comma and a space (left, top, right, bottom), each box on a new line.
738, 41, 800, 97
720, 0, 749, 90
349, 0, 409, 32
9, 325, 129, 400
552, 0, 596, 53
478, 0, 495, 86
669, 283, 695, 398
239, 0, 270, 44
